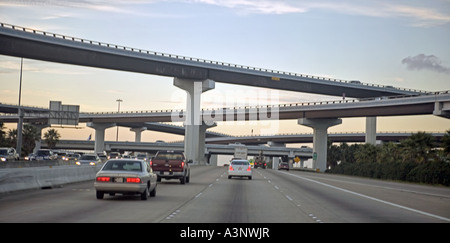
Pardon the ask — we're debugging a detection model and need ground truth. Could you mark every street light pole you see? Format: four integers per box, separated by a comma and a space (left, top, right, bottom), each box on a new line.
116, 99, 122, 142
16, 58, 24, 158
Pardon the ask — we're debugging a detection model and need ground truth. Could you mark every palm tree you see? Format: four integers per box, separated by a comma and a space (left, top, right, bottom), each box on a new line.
0, 122, 6, 146
22, 124, 40, 155
44, 129, 61, 149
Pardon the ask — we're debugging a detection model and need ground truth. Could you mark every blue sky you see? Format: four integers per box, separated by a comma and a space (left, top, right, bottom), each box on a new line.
0, 0, 449, 142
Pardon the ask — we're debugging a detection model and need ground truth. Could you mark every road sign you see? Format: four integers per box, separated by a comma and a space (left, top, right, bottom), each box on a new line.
48, 101, 79, 125
234, 146, 248, 159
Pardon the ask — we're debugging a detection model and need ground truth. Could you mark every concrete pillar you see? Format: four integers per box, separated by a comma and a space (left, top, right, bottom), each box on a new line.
298, 118, 342, 172
87, 122, 115, 153
31, 123, 50, 153
130, 127, 147, 142
173, 78, 215, 164
365, 116, 377, 145
209, 154, 218, 166
198, 122, 217, 165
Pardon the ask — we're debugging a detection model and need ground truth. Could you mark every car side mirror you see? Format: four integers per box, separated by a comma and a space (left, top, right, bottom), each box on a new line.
188, 159, 193, 164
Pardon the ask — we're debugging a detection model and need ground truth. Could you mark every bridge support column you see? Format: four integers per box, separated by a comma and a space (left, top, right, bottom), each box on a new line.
87, 122, 115, 153
31, 123, 50, 153
298, 118, 342, 172
434, 101, 450, 118
130, 127, 147, 142
199, 122, 217, 165
174, 78, 215, 164
365, 116, 377, 145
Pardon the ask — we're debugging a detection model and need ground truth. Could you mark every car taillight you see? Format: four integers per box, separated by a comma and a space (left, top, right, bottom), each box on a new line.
229, 165, 234, 171
247, 166, 251, 171
181, 161, 185, 168
126, 177, 141, 183
149, 160, 153, 166
96, 177, 110, 182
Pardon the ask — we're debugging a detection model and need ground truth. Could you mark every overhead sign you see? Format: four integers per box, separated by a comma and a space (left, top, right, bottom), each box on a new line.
48, 101, 80, 125
234, 145, 248, 159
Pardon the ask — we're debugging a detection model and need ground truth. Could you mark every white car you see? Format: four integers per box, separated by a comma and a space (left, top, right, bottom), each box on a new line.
95, 159, 157, 200
0, 147, 19, 161
76, 154, 101, 166
228, 159, 252, 180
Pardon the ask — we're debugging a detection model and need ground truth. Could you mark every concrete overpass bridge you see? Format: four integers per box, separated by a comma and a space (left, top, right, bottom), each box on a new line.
42, 140, 314, 167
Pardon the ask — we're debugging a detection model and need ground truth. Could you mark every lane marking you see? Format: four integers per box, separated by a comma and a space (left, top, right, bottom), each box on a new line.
277, 171, 450, 222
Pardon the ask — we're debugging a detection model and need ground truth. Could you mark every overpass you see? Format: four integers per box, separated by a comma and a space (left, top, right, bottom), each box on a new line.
2, 92, 449, 123
205, 132, 446, 145
0, 23, 426, 98
42, 140, 313, 166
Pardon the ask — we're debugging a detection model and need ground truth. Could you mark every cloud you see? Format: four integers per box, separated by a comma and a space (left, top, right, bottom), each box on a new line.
402, 54, 450, 74
191, 0, 307, 14
190, 0, 450, 26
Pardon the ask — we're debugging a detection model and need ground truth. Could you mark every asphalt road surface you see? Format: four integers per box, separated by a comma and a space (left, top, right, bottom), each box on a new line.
0, 166, 449, 223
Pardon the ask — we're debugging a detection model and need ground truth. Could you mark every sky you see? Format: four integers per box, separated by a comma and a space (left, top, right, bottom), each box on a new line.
0, 0, 449, 143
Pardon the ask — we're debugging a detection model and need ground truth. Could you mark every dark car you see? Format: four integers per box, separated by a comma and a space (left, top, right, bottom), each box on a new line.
151, 150, 191, 184
278, 162, 290, 171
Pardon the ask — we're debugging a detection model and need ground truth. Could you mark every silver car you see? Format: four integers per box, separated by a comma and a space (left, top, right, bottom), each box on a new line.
76, 154, 101, 166
228, 159, 252, 180
94, 159, 157, 200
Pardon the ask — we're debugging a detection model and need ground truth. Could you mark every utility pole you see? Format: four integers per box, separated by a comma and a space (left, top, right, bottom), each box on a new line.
116, 98, 122, 142
16, 58, 24, 158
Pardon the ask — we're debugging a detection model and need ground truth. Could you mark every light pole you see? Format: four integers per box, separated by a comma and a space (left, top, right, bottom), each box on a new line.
16, 58, 24, 158
116, 99, 122, 142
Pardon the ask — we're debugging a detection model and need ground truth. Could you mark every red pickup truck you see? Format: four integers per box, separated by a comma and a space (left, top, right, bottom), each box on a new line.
151, 150, 191, 184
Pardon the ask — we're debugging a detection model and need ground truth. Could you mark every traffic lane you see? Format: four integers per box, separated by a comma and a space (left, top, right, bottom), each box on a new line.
162, 168, 317, 223
263, 169, 450, 222
0, 166, 226, 223
285, 170, 450, 220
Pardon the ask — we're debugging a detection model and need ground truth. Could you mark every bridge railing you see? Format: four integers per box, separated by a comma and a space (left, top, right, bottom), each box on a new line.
0, 22, 430, 94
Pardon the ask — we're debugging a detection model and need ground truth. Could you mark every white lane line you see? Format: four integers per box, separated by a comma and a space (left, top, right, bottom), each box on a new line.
277, 171, 450, 222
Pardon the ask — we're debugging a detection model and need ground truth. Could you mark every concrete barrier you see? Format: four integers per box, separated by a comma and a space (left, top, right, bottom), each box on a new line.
0, 160, 77, 168
0, 165, 102, 194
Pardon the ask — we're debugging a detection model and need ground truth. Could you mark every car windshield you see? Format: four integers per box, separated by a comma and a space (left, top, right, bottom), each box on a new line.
37, 150, 50, 156
155, 153, 183, 160
231, 161, 249, 166
80, 155, 97, 160
103, 160, 142, 172
0, 150, 7, 155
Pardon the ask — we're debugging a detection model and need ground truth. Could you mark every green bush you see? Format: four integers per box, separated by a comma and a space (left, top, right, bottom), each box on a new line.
327, 131, 450, 186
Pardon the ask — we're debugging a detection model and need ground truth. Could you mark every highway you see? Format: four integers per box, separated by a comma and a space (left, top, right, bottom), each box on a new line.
0, 166, 449, 223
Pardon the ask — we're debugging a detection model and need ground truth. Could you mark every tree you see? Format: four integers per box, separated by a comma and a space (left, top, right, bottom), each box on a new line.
400, 132, 436, 163
442, 130, 450, 157
22, 124, 40, 155
44, 129, 61, 149
0, 122, 6, 147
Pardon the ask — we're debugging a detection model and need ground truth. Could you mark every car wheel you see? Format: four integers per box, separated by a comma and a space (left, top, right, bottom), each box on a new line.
248, 176, 252, 180
150, 185, 156, 197
96, 191, 104, 199
141, 186, 149, 200
228, 176, 232, 179
180, 175, 186, 184
186, 171, 190, 183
